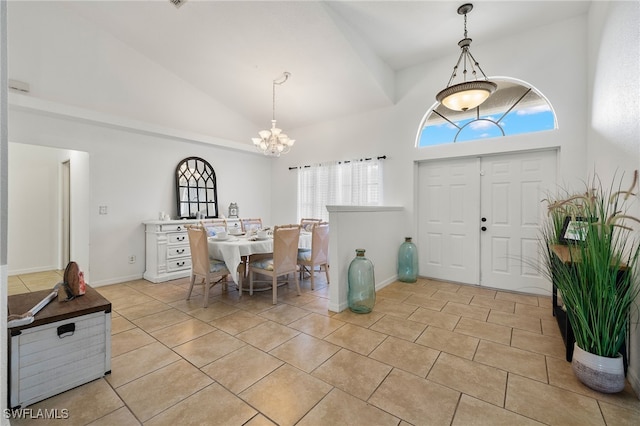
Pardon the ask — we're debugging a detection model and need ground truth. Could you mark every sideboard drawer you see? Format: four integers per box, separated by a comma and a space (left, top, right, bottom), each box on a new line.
161, 224, 189, 232
168, 233, 188, 245
167, 257, 191, 271
167, 246, 190, 258
167, 258, 191, 271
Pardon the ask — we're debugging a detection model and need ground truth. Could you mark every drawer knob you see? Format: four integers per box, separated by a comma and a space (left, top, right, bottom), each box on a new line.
177, 236, 185, 242
177, 261, 185, 267
177, 249, 185, 254
57, 323, 76, 338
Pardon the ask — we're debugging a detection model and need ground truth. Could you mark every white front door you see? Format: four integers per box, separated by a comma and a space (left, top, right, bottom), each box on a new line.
479, 150, 557, 294
417, 157, 480, 285
417, 149, 556, 294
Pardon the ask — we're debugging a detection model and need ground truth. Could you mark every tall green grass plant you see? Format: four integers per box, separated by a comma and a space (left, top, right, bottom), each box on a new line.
542, 172, 640, 358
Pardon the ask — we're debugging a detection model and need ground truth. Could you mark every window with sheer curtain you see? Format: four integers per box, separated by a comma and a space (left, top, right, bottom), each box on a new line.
297, 158, 383, 222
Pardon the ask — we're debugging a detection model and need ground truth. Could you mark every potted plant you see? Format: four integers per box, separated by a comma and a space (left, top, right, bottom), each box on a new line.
541, 171, 640, 393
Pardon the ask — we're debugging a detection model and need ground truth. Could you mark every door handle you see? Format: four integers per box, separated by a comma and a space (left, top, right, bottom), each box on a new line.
481, 217, 487, 222
481, 226, 487, 231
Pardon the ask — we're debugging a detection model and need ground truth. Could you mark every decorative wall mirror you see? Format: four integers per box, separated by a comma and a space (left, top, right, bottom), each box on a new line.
175, 157, 219, 219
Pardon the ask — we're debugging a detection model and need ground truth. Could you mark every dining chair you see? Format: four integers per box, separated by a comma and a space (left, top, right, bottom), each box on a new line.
241, 218, 263, 234
247, 224, 301, 304
200, 218, 227, 237
237, 218, 264, 276
297, 221, 330, 290
186, 225, 230, 308
300, 217, 322, 232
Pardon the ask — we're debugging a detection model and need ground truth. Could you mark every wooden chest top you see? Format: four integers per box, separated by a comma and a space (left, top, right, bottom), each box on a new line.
8, 285, 111, 333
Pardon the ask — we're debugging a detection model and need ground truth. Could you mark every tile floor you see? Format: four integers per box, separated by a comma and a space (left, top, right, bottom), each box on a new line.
6, 270, 640, 425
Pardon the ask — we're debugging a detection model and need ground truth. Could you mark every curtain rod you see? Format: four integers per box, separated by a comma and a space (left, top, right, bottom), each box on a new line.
288, 155, 387, 170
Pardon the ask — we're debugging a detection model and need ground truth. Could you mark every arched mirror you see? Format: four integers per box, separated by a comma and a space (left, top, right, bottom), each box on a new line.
175, 157, 218, 219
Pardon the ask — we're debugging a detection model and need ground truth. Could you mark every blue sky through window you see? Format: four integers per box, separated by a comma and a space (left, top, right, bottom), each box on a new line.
419, 107, 555, 147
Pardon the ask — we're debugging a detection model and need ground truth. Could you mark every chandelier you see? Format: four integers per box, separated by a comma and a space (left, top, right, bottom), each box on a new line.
435, 3, 497, 112
252, 72, 295, 156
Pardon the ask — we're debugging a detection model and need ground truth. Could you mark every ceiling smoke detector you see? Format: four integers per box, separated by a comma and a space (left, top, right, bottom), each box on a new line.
169, 0, 187, 9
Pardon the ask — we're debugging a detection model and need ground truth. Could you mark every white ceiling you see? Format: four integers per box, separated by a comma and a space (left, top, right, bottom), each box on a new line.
62, 0, 591, 130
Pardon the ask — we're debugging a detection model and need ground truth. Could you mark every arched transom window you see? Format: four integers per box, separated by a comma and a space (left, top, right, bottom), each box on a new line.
417, 78, 557, 147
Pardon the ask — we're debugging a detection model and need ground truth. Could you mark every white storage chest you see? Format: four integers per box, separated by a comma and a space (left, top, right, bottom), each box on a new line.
8, 286, 111, 409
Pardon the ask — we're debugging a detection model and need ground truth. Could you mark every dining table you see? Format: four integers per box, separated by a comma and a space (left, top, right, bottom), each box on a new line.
207, 230, 312, 286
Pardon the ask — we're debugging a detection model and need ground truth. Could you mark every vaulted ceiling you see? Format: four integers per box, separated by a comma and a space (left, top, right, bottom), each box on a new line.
14, 1, 591, 130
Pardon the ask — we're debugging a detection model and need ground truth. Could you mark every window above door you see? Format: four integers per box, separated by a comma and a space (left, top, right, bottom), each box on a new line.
417, 78, 557, 147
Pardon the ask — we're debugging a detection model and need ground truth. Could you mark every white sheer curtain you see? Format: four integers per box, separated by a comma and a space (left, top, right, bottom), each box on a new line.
297, 158, 383, 222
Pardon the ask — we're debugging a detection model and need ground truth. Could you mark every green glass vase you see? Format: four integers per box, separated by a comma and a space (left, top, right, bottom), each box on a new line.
348, 249, 376, 313
398, 237, 418, 283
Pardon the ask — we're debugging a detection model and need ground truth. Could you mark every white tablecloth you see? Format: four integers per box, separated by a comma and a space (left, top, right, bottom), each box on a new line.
208, 232, 311, 284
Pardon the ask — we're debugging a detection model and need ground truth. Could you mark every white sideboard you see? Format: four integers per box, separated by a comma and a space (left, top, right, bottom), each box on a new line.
143, 219, 199, 283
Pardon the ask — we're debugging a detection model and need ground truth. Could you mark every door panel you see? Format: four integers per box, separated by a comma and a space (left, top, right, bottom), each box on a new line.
418, 158, 480, 285
480, 150, 556, 294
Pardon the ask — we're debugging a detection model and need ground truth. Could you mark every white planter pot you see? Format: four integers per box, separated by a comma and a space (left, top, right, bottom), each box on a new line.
571, 343, 625, 393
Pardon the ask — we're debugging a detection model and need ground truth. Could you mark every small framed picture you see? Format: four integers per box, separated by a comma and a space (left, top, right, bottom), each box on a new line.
560, 216, 589, 244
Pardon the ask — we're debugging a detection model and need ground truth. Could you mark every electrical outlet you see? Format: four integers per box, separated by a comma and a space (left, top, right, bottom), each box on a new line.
128, 255, 136, 264
99, 205, 108, 215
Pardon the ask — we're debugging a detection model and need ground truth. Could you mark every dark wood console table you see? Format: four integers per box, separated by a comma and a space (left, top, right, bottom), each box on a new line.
549, 244, 577, 362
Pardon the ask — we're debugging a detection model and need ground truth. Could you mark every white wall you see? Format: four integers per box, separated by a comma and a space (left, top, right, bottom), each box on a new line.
8, 103, 274, 286
7, 143, 63, 274
586, 0, 640, 397
327, 206, 404, 312
7, 143, 88, 275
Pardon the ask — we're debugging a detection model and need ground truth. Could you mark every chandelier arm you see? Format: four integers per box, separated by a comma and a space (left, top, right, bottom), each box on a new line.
462, 51, 469, 82
446, 52, 466, 87
464, 50, 489, 80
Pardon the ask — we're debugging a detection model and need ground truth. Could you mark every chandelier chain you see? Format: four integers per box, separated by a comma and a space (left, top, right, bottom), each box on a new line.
272, 80, 276, 121
272, 71, 291, 121
463, 11, 468, 39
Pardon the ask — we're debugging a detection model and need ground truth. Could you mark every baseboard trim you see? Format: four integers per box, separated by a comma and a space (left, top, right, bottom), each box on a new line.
89, 274, 144, 288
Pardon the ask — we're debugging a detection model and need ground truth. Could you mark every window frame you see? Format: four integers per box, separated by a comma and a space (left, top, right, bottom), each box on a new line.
416, 77, 557, 148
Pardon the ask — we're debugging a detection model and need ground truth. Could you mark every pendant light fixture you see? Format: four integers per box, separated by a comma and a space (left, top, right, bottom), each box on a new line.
252, 71, 295, 157
436, 3, 497, 112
